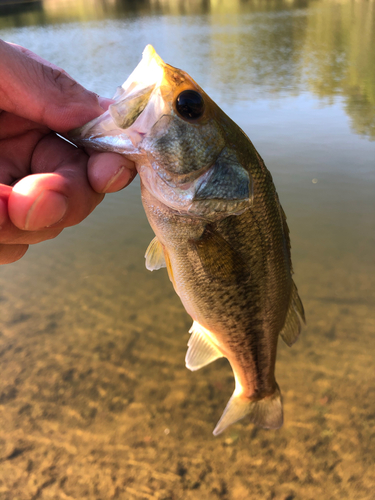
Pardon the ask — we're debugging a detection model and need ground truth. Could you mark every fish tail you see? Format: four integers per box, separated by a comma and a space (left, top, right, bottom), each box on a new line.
213, 384, 283, 436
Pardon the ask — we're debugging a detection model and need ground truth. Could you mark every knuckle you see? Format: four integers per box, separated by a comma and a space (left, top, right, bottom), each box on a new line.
44, 66, 86, 110
48, 66, 74, 91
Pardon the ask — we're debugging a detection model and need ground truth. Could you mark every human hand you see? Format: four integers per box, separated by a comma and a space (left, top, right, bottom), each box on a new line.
0, 40, 136, 264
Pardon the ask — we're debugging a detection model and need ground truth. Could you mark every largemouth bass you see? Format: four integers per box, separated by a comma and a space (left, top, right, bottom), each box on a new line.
69, 45, 305, 435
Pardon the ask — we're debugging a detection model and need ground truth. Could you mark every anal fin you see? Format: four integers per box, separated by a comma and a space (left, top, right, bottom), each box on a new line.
213, 384, 283, 436
185, 321, 223, 371
145, 236, 166, 271
280, 281, 306, 347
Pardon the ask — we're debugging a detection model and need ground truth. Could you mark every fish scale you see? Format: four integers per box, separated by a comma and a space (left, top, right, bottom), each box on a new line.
69, 45, 305, 435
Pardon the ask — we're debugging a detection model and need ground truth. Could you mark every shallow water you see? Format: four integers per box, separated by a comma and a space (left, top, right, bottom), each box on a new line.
0, 1, 374, 499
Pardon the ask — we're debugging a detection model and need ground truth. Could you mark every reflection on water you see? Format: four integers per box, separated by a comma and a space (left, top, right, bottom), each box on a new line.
0, 1, 374, 499
1, 0, 374, 140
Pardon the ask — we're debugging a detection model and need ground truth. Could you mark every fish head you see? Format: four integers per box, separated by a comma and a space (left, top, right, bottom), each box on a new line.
69, 45, 253, 218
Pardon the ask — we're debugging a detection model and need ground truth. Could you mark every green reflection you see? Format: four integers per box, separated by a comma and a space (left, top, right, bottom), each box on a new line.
302, 0, 375, 139
0, 0, 374, 139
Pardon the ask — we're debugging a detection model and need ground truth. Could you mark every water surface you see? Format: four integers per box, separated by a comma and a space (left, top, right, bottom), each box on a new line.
0, 1, 374, 499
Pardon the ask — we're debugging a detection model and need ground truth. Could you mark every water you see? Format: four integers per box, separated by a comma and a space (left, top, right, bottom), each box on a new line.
0, 1, 374, 498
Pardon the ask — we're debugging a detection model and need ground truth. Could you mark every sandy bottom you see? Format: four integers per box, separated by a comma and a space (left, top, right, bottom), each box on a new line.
0, 190, 374, 500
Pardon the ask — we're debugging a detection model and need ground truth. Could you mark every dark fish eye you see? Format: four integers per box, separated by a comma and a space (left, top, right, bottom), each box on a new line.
176, 90, 205, 120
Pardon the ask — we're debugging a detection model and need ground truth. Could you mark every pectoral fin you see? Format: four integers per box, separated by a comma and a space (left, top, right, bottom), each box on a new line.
186, 321, 223, 371
145, 237, 176, 289
280, 281, 306, 347
145, 236, 166, 271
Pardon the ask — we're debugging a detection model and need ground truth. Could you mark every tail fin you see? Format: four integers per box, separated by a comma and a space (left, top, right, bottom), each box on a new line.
213, 385, 283, 436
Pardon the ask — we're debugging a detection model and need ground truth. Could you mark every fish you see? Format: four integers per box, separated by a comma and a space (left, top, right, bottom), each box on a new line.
69, 45, 305, 436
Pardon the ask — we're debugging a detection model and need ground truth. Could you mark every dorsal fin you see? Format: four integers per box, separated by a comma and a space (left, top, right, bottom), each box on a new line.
145, 236, 166, 271
280, 281, 305, 347
185, 321, 223, 371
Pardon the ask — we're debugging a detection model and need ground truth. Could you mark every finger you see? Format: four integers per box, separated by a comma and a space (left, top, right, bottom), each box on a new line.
8, 43, 76, 80
0, 118, 47, 185
87, 152, 137, 193
0, 243, 28, 265
1, 181, 64, 242
0, 179, 64, 243
98, 97, 114, 111
0, 40, 105, 132
9, 45, 114, 114
0, 218, 62, 244
8, 45, 115, 114
0, 187, 11, 228
0, 196, 8, 227
8, 134, 104, 231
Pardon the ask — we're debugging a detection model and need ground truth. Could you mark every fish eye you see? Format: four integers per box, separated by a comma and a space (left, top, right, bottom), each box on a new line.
175, 90, 205, 120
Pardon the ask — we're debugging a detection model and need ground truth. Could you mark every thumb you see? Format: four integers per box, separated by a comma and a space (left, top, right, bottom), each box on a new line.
0, 39, 104, 133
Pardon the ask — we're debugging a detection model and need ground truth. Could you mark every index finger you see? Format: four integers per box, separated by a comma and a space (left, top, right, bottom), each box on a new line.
0, 39, 104, 132
8, 42, 75, 79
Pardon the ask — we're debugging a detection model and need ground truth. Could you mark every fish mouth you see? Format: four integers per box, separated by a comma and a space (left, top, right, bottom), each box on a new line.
68, 45, 167, 153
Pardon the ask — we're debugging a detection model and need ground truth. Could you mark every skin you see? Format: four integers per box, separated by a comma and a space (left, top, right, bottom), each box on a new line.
0, 40, 136, 264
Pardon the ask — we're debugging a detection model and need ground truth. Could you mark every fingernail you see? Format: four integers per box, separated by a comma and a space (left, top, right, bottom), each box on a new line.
25, 190, 68, 231
103, 166, 127, 193
98, 96, 115, 111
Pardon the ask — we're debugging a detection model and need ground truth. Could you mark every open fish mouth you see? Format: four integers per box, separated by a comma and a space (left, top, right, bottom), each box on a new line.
68, 45, 167, 153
